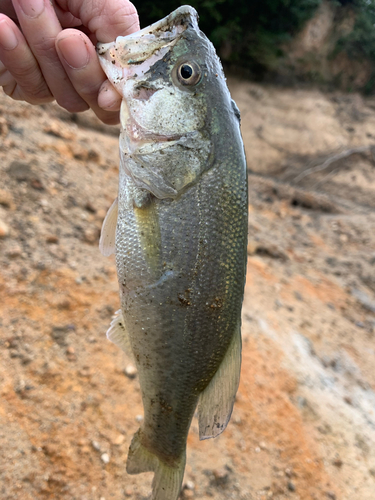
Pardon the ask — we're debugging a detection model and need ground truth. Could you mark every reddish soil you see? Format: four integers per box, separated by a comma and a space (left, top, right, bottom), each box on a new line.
1, 80, 375, 500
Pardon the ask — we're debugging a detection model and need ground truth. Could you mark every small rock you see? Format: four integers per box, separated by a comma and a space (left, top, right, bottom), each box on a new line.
124, 364, 137, 379
6, 245, 22, 258
325, 492, 336, 500
287, 481, 296, 492
101, 453, 110, 464
184, 481, 195, 491
0, 189, 14, 208
285, 468, 293, 478
332, 457, 343, 467
91, 440, 101, 451
351, 288, 375, 313
212, 467, 229, 484
43, 121, 75, 140
0, 116, 9, 136
66, 346, 75, 355
51, 325, 74, 346
113, 434, 125, 446
0, 220, 9, 238
46, 235, 59, 244
83, 228, 98, 244
7, 160, 34, 181
124, 486, 134, 496
84, 202, 97, 214
136, 415, 144, 423
30, 178, 44, 190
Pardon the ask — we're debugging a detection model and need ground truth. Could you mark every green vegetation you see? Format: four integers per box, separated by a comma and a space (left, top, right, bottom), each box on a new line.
335, 0, 375, 61
136, 0, 375, 87
136, 0, 322, 75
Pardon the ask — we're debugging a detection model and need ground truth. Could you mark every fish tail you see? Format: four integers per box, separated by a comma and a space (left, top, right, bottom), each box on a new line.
126, 429, 186, 500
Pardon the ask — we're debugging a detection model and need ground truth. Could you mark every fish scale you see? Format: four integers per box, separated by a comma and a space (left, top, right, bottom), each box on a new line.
97, 5, 247, 499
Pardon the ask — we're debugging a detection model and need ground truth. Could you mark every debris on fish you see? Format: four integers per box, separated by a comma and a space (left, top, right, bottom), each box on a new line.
97, 5, 248, 499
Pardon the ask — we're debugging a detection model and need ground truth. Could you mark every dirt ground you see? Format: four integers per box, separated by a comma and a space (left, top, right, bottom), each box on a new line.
1, 78, 375, 500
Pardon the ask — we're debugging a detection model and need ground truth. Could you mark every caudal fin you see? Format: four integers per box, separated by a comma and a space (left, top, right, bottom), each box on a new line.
126, 429, 186, 500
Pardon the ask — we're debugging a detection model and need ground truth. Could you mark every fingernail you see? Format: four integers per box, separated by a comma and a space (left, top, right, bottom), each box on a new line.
98, 83, 122, 110
0, 20, 19, 50
18, 0, 45, 18
57, 35, 89, 70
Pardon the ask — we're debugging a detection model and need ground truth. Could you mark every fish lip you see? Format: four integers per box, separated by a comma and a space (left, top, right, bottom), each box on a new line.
126, 115, 181, 146
96, 5, 198, 64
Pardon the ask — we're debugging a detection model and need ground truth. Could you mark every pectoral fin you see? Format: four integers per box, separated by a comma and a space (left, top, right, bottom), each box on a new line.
106, 309, 134, 360
198, 325, 241, 440
99, 197, 118, 257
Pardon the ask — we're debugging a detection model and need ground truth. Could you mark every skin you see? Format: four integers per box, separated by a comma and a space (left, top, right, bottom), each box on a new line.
0, 0, 139, 124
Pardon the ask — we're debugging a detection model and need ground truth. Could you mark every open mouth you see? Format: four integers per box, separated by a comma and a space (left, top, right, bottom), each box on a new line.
97, 6, 198, 86
97, 6, 198, 66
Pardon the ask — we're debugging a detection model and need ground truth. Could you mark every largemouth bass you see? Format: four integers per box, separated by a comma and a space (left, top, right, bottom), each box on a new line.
97, 6, 248, 499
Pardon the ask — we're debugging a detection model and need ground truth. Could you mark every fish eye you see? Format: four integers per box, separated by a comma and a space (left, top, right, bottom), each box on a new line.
177, 61, 202, 86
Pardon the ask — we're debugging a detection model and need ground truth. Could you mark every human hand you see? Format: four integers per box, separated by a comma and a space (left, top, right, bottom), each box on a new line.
0, 0, 139, 124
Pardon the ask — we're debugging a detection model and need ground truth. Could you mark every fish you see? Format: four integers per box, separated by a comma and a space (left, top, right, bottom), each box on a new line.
96, 5, 248, 499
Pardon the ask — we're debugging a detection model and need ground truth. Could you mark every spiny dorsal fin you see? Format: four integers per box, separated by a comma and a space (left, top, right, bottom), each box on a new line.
99, 197, 118, 257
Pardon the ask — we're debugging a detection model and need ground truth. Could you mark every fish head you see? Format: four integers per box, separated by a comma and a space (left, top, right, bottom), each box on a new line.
97, 6, 232, 199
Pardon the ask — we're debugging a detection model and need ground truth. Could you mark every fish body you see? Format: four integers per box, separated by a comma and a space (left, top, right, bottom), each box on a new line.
97, 6, 247, 499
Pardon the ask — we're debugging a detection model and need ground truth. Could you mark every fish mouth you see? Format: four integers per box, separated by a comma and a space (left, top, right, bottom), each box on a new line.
120, 100, 181, 152
97, 6, 198, 74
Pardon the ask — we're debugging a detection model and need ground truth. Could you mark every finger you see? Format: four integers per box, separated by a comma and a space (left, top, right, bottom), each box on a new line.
0, 16, 53, 103
56, 29, 119, 125
11, 0, 89, 112
0, 0, 81, 27
98, 80, 121, 112
55, 0, 139, 42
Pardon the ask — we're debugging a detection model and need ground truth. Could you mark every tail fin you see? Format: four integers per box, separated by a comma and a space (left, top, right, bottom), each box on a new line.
126, 429, 186, 500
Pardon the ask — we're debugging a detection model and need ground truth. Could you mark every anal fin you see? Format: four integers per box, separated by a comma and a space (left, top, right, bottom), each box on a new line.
198, 325, 242, 440
106, 309, 134, 360
99, 197, 118, 257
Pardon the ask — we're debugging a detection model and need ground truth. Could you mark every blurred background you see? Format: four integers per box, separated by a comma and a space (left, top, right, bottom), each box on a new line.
1, 1, 375, 499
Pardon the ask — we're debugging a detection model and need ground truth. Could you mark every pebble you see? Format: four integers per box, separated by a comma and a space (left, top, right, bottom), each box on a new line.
135, 415, 144, 423
287, 481, 296, 492
0, 189, 13, 208
113, 434, 125, 446
46, 235, 59, 244
332, 457, 343, 467
83, 228, 98, 244
101, 453, 110, 464
0, 219, 9, 238
184, 481, 195, 490
7, 160, 33, 181
6, 245, 22, 258
0, 116, 9, 136
91, 440, 101, 451
212, 467, 229, 484
124, 364, 137, 379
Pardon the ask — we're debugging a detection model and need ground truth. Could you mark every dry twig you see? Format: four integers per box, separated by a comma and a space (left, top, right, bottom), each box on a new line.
293, 146, 374, 184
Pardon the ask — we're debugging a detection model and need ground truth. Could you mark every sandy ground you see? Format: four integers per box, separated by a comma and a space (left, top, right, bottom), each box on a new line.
0, 79, 375, 500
